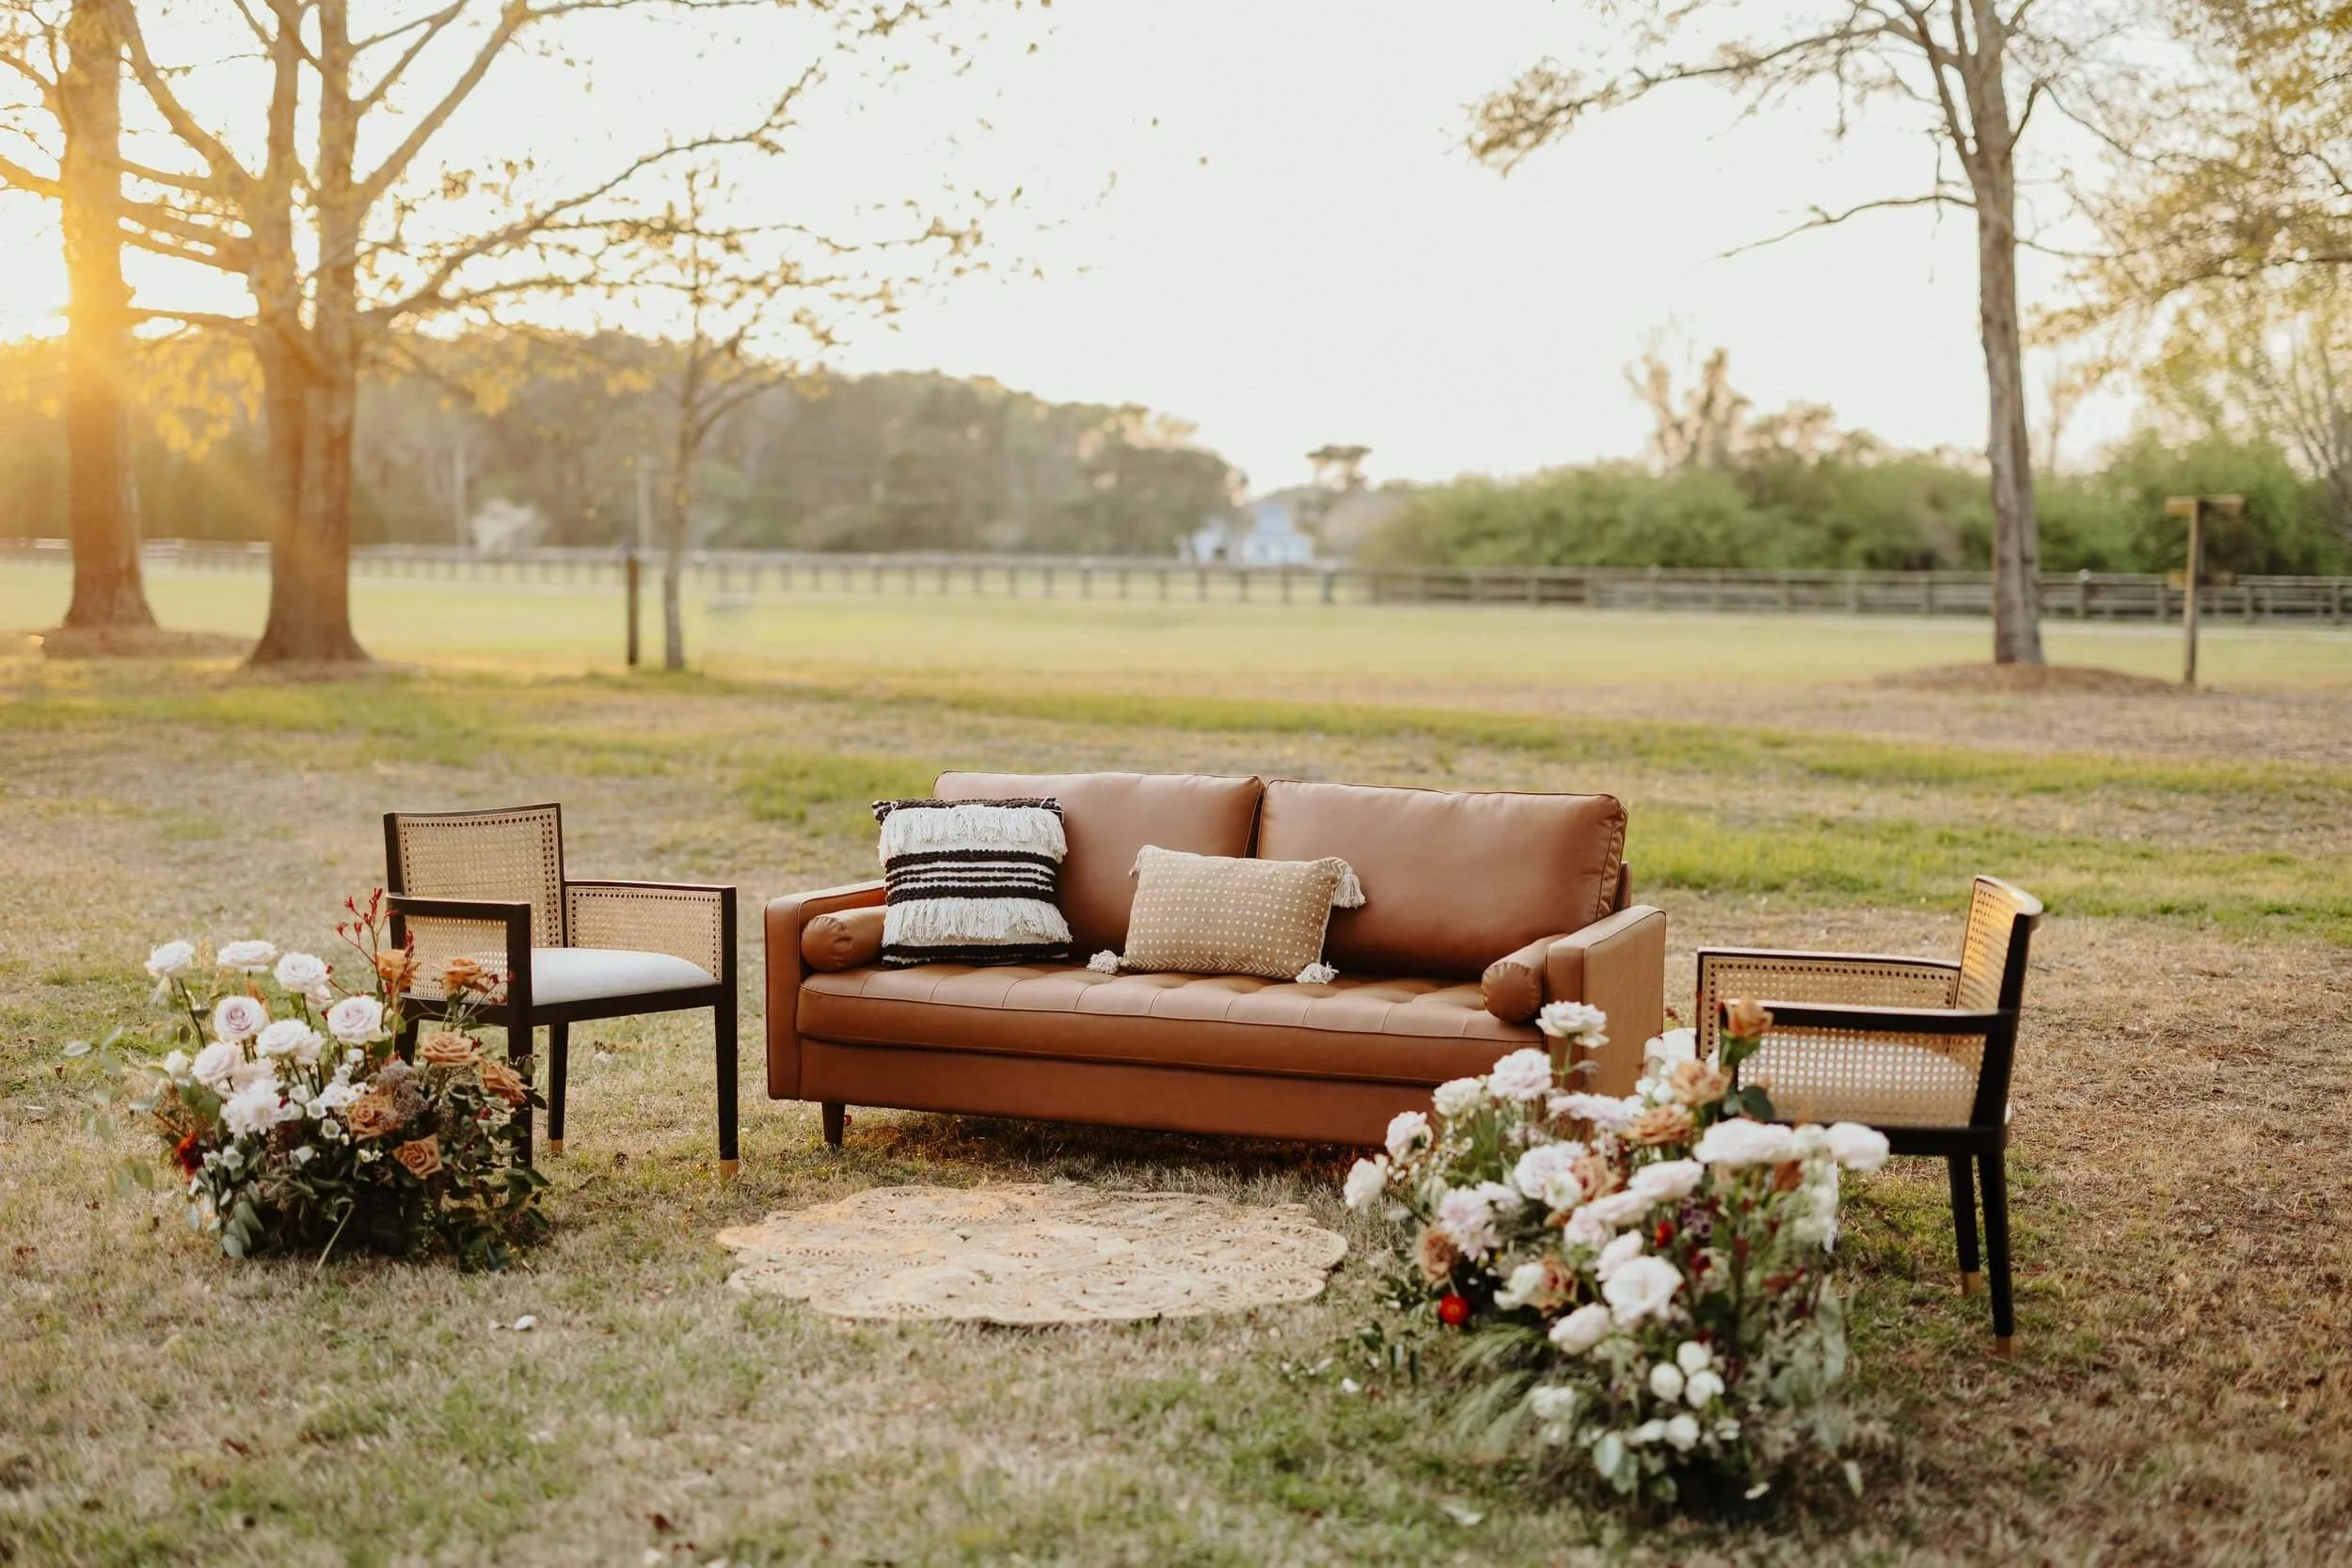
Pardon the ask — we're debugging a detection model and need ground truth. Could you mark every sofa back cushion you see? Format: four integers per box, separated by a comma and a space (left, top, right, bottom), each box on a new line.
1253, 780, 1626, 979
933, 771, 1263, 955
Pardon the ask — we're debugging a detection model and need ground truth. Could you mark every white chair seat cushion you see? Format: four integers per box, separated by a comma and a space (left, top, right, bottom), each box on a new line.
530, 947, 716, 1006
1751, 1036, 1980, 1128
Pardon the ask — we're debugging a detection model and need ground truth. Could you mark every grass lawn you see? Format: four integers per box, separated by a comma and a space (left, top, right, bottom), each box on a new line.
2, 572, 2349, 1564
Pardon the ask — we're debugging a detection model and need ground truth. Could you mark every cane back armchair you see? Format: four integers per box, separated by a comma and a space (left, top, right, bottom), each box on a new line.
1696, 877, 2043, 1354
383, 804, 740, 1176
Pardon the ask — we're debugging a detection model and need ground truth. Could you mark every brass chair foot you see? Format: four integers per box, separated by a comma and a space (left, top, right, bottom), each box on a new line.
719, 1158, 740, 1180
1960, 1270, 1982, 1297
1992, 1335, 2015, 1359
546, 1139, 564, 1157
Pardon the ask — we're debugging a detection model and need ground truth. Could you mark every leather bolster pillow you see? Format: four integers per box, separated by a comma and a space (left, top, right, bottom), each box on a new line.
803, 907, 887, 972
1482, 942, 1547, 1022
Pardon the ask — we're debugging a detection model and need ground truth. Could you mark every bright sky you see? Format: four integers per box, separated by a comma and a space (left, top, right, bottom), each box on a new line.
0, 0, 2136, 493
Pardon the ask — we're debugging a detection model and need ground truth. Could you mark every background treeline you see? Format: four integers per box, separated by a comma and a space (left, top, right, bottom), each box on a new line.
0, 331, 1241, 556
1362, 348, 2352, 578
4, 327, 2348, 575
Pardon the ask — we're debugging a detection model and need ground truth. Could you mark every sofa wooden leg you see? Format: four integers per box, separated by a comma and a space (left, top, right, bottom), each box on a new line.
821, 1101, 846, 1148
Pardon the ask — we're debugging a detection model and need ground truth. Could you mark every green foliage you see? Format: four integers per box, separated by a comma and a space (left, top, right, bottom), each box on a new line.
0, 332, 1240, 553
1369, 436, 2348, 576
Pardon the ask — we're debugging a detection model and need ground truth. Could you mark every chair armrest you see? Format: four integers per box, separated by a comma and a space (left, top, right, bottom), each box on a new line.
1740, 1000, 2007, 1035
763, 880, 887, 1099
1696, 948, 1959, 1059
388, 895, 532, 1006
565, 879, 735, 984
1547, 906, 1665, 1096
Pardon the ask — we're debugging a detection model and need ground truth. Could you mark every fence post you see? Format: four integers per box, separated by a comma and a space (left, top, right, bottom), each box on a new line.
1321, 569, 1336, 606
624, 547, 642, 667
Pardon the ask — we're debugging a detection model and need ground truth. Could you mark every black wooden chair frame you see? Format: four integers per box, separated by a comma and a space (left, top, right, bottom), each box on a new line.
383, 807, 739, 1175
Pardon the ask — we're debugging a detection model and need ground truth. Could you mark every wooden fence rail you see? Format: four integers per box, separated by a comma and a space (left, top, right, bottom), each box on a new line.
7, 537, 2350, 624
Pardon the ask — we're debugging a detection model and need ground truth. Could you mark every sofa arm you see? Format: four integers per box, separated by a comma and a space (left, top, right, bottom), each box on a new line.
763, 880, 886, 1099
1549, 906, 1666, 1097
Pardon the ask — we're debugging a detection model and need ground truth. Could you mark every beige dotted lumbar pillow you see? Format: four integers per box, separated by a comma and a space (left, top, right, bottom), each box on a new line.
1091, 846, 1364, 983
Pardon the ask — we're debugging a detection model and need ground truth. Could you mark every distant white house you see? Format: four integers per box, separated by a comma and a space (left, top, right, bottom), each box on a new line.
1184, 496, 1318, 564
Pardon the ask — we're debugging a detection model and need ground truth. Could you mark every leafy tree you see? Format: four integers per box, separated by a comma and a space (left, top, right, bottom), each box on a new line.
1464, 2, 2143, 665
0, 0, 965, 664
0, 0, 155, 632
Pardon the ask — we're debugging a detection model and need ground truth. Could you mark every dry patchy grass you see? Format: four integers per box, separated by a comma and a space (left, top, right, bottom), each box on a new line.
1, 654, 2348, 1566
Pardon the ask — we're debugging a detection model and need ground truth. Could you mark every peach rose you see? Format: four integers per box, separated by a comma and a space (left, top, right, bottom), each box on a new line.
1628, 1104, 1696, 1147
418, 1031, 481, 1068
390, 1136, 443, 1180
1416, 1227, 1462, 1286
441, 956, 496, 996
374, 946, 420, 992
1668, 1060, 1732, 1108
475, 1059, 528, 1106
1724, 998, 1773, 1039
344, 1091, 405, 1139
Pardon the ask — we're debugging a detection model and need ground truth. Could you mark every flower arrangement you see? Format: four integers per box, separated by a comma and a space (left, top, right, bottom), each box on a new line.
70, 892, 547, 1270
1343, 1000, 1888, 1507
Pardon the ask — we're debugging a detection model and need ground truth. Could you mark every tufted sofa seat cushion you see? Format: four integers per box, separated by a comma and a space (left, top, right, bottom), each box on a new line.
799, 964, 1538, 1085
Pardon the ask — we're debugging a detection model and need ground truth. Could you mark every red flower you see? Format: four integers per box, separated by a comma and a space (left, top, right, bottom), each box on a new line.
1654, 1218, 1676, 1248
1437, 1293, 1472, 1328
172, 1130, 204, 1176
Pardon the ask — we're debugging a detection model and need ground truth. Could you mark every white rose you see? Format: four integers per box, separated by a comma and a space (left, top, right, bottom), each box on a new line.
1676, 1340, 1713, 1375
1512, 1142, 1585, 1207
1643, 1026, 1698, 1067
1535, 1001, 1607, 1042
226, 1053, 275, 1091
1529, 1385, 1581, 1423
1825, 1121, 1891, 1173
1562, 1207, 1612, 1248
160, 1049, 191, 1082
1343, 1157, 1389, 1212
1647, 1360, 1686, 1402
1692, 1117, 1798, 1166
1663, 1414, 1701, 1452
254, 1020, 323, 1060
1432, 1078, 1489, 1119
1434, 1181, 1519, 1259
1549, 1302, 1613, 1354
1383, 1110, 1432, 1160
1792, 1124, 1831, 1157
314, 1076, 362, 1113
189, 1040, 240, 1091
220, 1078, 291, 1137
1550, 1092, 1640, 1133
1602, 1255, 1684, 1326
274, 952, 329, 994
1581, 1189, 1655, 1230
216, 940, 278, 974
325, 995, 388, 1046
1629, 1159, 1704, 1205
1596, 1229, 1645, 1281
1494, 1260, 1546, 1310
210, 994, 269, 1042
1684, 1370, 1724, 1407
144, 941, 196, 980
1486, 1047, 1555, 1102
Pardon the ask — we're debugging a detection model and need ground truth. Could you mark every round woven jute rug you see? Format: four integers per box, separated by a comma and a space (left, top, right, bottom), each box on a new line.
715, 1183, 1349, 1324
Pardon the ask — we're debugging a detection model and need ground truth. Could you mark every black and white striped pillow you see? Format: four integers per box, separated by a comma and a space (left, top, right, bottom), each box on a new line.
870, 798, 1073, 967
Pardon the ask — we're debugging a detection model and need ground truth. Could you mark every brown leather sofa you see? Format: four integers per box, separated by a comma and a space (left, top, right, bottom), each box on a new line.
763, 772, 1665, 1148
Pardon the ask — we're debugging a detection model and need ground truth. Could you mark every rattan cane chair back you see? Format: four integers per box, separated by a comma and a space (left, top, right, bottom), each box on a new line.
1955, 876, 2034, 1013
385, 804, 566, 949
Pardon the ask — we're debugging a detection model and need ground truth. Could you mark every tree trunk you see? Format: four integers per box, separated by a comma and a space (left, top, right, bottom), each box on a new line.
1970, 109, 2044, 664
250, 4, 367, 667
662, 452, 691, 673
57, 0, 154, 631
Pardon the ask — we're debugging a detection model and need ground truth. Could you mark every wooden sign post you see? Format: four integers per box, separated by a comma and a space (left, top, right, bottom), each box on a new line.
2163, 495, 2244, 687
